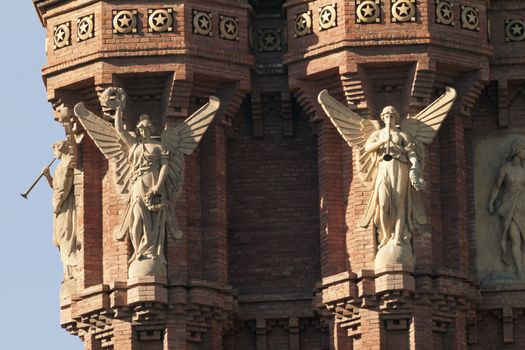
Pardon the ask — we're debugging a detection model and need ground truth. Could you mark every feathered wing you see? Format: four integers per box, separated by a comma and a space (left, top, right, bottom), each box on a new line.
401, 87, 457, 146
318, 90, 380, 191
74, 102, 132, 196
161, 96, 221, 198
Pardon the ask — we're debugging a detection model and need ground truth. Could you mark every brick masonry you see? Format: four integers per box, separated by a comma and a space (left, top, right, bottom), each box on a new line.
32, 0, 525, 349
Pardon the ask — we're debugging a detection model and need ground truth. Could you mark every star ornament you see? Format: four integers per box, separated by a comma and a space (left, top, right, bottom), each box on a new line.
460, 6, 479, 31
53, 22, 71, 49
356, 0, 381, 24
199, 17, 210, 29
118, 16, 132, 28
77, 15, 95, 41
436, 1, 454, 26
392, 0, 416, 22
258, 29, 281, 52
294, 12, 312, 37
148, 9, 173, 33
113, 10, 138, 34
193, 11, 212, 36
321, 10, 332, 23
56, 28, 66, 42
319, 5, 337, 30
512, 24, 524, 35
362, 4, 375, 17
154, 14, 167, 26
506, 19, 525, 42
219, 16, 239, 41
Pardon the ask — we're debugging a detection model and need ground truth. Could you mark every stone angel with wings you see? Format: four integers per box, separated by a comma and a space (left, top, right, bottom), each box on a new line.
74, 88, 220, 278
318, 88, 456, 268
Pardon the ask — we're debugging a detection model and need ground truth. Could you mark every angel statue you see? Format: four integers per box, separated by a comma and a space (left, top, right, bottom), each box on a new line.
74, 87, 220, 278
318, 88, 456, 269
42, 140, 80, 289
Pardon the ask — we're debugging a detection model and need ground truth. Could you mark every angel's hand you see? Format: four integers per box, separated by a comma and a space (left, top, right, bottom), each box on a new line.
42, 167, 51, 177
410, 167, 426, 192
378, 132, 390, 144
488, 201, 495, 215
150, 185, 160, 195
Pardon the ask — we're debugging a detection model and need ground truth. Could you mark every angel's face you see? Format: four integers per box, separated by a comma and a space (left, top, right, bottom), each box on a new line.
52, 142, 67, 159
380, 106, 400, 126
138, 126, 152, 139
380, 110, 400, 129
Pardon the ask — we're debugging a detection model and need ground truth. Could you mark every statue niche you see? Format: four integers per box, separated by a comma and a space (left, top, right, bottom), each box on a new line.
489, 138, 525, 278
318, 88, 457, 270
75, 87, 220, 279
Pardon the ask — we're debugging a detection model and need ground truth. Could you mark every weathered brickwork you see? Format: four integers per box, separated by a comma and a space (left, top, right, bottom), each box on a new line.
32, 0, 525, 349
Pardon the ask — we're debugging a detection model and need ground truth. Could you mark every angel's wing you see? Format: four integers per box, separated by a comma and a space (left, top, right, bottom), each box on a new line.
401, 87, 457, 145
74, 102, 132, 196
161, 96, 221, 197
318, 90, 380, 190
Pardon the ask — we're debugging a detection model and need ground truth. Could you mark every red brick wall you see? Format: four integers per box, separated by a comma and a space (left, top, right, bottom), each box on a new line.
227, 96, 320, 295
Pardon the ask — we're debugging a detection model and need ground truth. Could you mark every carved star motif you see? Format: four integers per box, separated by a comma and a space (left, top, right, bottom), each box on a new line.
440, 6, 452, 20
55, 28, 66, 42
79, 20, 90, 35
466, 11, 477, 25
225, 20, 237, 34
263, 33, 276, 45
396, 2, 411, 16
511, 23, 524, 36
320, 9, 333, 24
153, 13, 168, 26
199, 17, 210, 30
361, 4, 376, 17
118, 15, 132, 28
296, 17, 307, 30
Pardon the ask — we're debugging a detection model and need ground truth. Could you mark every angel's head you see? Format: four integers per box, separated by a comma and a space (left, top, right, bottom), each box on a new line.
52, 140, 69, 159
380, 106, 401, 127
136, 114, 154, 140
507, 138, 525, 163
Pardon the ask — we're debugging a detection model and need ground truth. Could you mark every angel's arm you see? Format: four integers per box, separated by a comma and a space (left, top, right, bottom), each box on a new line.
42, 167, 53, 188
52, 162, 74, 215
152, 150, 169, 194
364, 130, 386, 154
489, 166, 507, 214
114, 107, 135, 147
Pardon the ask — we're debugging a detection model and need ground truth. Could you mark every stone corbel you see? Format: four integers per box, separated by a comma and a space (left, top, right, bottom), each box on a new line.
161, 72, 194, 122
408, 60, 437, 113
452, 70, 487, 120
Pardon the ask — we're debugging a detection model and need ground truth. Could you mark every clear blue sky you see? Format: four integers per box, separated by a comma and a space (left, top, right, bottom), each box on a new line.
0, 2, 83, 349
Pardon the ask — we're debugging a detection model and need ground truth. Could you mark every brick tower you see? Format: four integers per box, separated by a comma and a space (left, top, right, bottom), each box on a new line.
33, 0, 525, 349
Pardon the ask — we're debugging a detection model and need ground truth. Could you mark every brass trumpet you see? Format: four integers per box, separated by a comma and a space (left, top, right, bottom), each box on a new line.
20, 157, 57, 199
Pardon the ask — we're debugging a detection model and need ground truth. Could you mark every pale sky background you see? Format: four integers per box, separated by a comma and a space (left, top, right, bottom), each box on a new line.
0, 2, 83, 349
